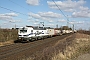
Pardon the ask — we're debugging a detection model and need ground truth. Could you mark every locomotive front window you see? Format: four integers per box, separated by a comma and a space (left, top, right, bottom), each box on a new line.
20, 30, 27, 33
31, 30, 33, 32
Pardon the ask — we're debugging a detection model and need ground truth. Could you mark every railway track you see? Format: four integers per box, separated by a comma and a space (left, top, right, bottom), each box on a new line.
0, 33, 73, 60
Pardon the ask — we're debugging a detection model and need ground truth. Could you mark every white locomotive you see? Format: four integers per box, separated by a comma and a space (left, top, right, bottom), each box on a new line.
18, 26, 61, 42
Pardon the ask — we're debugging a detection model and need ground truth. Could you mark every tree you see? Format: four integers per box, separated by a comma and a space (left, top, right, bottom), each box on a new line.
61, 26, 72, 30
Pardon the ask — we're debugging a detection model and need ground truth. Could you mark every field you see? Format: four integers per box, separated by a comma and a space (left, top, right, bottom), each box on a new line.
0, 29, 18, 46
22, 32, 90, 60
0, 29, 90, 60
0, 29, 18, 42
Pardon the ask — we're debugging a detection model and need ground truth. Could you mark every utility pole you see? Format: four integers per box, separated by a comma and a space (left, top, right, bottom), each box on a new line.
15, 24, 16, 29
38, 24, 40, 28
56, 24, 58, 28
40, 22, 44, 28
73, 24, 74, 31
67, 15, 69, 27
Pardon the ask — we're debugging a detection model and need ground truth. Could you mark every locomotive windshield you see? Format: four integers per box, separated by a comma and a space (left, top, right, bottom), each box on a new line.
20, 30, 27, 33
19, 28, 27, 33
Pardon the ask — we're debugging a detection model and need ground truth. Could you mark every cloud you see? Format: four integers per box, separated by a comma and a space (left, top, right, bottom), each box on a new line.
69, 21, 84, 24
46, 24, 55, 27
28, 12, 51, 22
38, 11, 62, 18
47, 0, 90, 18
9, 19, 21, 23
70, 3, 90, 18
57, 19, 66, 22
72, 5, 90, 18
72, 10, 90, 18
47, 0, 86, 12
26, 0, 40, 6
4, 13, 18, 17
48, 20, 53, 23
29, 12, 41, 19
0, 12, 21, 27
76, 21, 84, 24
33, 22, 39, 25
28, 11, 62, 22
28, 19, 39, 22
0, 12, 18, 20
79, 6, 89, 11
0, 15, 12, 20
35, 19, 39, 22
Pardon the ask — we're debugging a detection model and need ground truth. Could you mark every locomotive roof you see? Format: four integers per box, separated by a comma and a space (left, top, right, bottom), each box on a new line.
33, 27, 46, 30
26, 26, 54, 30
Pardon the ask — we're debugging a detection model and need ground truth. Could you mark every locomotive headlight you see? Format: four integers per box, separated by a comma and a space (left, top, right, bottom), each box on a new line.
19, 37, 22, 39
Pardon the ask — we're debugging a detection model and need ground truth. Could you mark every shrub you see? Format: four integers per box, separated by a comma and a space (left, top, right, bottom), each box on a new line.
0, 29, 18, 42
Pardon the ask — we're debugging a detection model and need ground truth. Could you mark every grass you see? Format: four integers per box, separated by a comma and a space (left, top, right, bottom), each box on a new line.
70, 38, 90, 60
22, 34, 74, 60
22, 33, 90, 60
0, 29, 18, 42
0, 29, 90, 60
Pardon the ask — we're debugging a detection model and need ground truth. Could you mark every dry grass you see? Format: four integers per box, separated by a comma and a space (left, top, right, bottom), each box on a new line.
0, 29, 18, 46
0, 29, 18, 42
0, 40, 14, 46
22, 33, 90, 60
22, 34, 74, 60
52, 33, 90, 60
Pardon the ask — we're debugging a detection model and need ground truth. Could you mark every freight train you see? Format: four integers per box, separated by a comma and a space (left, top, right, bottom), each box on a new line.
17, 26, 74, 42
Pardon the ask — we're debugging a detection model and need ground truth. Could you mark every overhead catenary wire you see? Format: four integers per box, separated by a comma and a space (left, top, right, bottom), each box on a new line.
0, 5, 30, 24
7, 0, 38, 20
0, 6, 28, 16
8, 0, 33, 12
51, 0, 71, 54
52, 0, 69, 22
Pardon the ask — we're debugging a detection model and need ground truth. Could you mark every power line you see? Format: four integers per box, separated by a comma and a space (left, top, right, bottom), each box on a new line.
0, 6, 29, 21
7, 0, 35, 19
0, 6, 28, 16
8, 0, 32, 12
52, 0, 69, 23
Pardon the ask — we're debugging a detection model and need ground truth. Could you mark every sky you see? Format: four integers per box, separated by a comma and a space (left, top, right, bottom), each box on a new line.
0, 0, 90, 30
